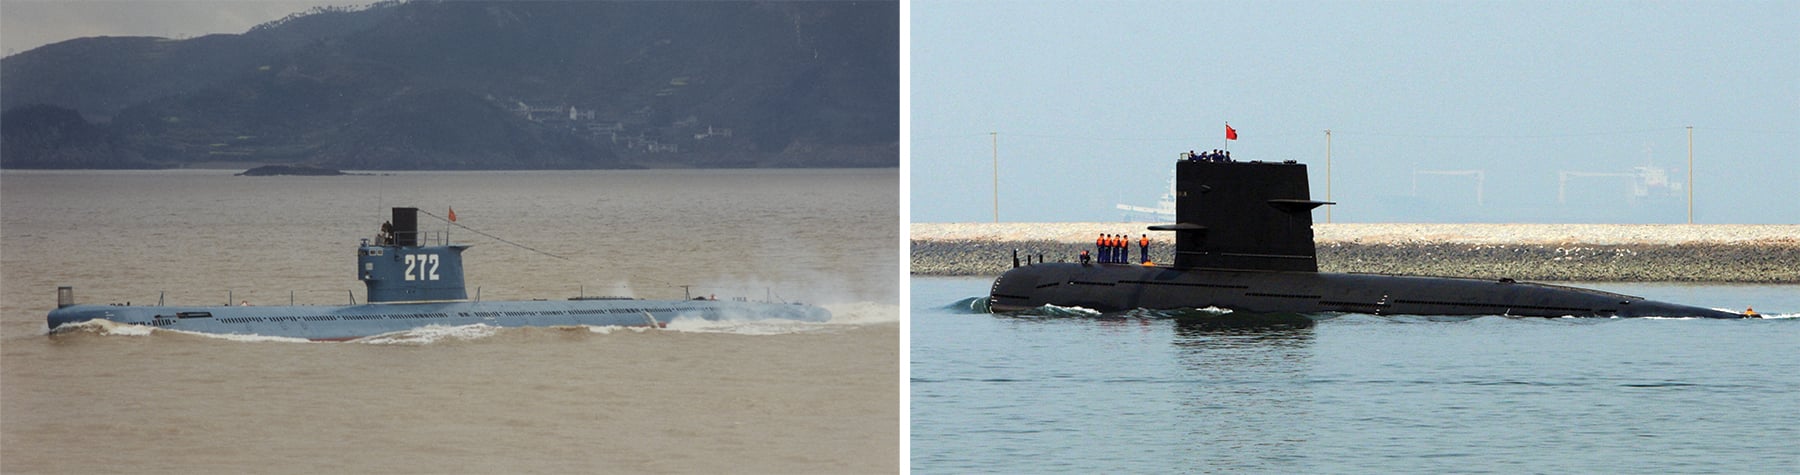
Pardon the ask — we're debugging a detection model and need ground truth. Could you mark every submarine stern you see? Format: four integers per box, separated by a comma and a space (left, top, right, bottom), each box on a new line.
1611, 299, 1747, 319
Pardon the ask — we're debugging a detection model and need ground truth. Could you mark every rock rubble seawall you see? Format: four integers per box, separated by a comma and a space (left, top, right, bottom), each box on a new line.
912, 223, 1800, 283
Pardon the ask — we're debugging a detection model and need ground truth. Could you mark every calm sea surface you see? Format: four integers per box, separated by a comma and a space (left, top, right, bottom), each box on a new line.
912, 276, 1799, 474
1, 169, 899, 474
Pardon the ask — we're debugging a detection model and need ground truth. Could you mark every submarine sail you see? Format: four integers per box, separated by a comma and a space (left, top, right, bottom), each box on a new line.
1151, 159, 1330, 272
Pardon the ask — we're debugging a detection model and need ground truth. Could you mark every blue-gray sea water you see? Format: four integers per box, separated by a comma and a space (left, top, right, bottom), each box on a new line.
911, 276, 1799, 474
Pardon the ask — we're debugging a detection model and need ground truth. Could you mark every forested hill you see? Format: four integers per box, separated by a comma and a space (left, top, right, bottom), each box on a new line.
1, 1, 897, 170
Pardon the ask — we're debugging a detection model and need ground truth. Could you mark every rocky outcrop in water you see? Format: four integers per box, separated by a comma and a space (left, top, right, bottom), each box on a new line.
236, 165, 345, 176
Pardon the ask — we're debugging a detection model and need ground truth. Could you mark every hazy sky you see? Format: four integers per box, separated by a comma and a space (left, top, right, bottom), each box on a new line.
912, 0, 1799, 224
1, 0, 360, 55
5, 1, 1794, 224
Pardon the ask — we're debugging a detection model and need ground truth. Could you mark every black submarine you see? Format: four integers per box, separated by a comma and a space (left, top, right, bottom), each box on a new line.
47, 207, 830, 340
988, 157, 1751, 319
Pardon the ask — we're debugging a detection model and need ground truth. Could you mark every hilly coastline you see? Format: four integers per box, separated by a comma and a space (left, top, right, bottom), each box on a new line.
1, 1, 898, 170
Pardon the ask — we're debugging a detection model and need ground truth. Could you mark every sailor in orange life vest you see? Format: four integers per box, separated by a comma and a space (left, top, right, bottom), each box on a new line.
1139, 234, 1150, 264
1095, 233, 1106, 263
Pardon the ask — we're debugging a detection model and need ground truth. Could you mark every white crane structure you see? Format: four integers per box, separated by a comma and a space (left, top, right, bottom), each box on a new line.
1556, 165, 1681, 204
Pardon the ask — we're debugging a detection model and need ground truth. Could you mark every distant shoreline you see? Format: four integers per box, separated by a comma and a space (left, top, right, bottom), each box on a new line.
912, 223, 1800, 283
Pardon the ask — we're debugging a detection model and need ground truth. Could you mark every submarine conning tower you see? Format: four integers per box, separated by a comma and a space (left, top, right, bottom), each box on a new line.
358, 207, 470, 303
1149, 160, 1332, 272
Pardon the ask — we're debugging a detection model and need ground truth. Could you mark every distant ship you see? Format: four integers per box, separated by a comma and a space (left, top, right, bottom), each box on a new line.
990, 157, 1751, 319
48, 208, 830, 340
1115, 170, 1176, 222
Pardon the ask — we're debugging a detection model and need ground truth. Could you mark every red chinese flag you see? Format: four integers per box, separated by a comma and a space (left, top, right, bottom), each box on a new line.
448, 207, 457, 223
1225, 124, 1238, 140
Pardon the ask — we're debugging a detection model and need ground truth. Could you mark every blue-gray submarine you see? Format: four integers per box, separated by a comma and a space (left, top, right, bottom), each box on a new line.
48, 207, 829, 340
987, 157, 1752, 319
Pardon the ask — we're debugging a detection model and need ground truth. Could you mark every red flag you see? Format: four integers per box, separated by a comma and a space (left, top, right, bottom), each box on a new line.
1225, 124, 1238, 141
448, 207, 457, 223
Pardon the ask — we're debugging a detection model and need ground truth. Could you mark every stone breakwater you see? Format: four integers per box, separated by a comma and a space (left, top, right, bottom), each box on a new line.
912, 223, 1800, 283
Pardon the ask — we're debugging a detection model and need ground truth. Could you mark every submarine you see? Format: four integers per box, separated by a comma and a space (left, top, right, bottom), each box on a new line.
47, 207, 830, 340
988, 157, 1750, 319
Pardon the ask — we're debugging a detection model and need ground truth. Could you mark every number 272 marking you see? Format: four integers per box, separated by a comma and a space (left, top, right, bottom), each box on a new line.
403, 254, 440, 281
